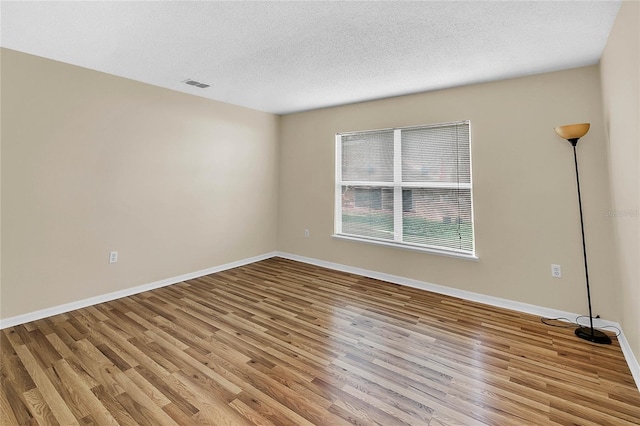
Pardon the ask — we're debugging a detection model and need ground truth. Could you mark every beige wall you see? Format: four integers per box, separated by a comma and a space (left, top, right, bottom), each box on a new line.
600, 1, 640, 359
279, 66, 620, 319
1, 48, 279, 319
1, 22, 633, 344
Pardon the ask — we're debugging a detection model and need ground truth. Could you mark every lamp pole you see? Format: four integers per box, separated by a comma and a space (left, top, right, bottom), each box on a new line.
555, 124, 611, 345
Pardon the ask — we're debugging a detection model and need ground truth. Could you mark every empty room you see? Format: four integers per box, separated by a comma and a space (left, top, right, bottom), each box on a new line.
1, 1, 639, 425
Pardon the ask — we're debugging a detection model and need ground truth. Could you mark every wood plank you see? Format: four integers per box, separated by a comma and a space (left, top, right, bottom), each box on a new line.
50, 359, 119, 426
12, 344, 79, 425
22, 388, 58, 425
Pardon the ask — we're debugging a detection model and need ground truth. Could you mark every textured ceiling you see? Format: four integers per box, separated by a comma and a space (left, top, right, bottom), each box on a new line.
1, 1, 621, 115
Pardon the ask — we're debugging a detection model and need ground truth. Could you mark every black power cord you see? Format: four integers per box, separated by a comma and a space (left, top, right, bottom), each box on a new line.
540, 316, 621, 337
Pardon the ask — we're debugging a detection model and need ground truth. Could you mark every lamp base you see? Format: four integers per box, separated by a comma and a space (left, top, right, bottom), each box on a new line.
575, 326, 612, 344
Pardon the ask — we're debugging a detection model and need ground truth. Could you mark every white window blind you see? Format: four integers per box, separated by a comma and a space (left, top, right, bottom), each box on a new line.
335, 121, 474, 256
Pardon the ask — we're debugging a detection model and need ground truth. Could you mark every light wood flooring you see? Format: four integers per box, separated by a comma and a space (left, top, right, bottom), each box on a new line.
2, 257, 639, 425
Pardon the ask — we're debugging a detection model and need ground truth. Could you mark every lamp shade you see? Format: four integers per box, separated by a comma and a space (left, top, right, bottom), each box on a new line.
554, 123, 590, 140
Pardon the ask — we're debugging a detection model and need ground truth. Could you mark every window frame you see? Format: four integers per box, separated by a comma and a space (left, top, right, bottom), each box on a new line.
333, 121, 477, 260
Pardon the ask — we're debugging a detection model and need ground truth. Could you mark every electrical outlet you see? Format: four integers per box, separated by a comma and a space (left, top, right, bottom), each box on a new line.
109, 251, 118, 264
551, 264, 561, 278
304, 229, 310, 238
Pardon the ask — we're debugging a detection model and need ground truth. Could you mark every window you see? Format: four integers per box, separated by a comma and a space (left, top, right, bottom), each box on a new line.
334, 121, 474, 257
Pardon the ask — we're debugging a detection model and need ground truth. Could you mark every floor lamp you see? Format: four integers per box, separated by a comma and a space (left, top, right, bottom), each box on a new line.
554, 123, 611, 344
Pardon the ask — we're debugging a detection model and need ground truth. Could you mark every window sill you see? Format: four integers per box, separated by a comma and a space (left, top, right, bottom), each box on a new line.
331, 234, 479, 261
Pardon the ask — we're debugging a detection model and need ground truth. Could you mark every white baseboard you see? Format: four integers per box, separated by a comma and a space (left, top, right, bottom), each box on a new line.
275, 251, 640, 392
617, 329, 640, 393
0, 251, 278, 330
2, 250, 637, 392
